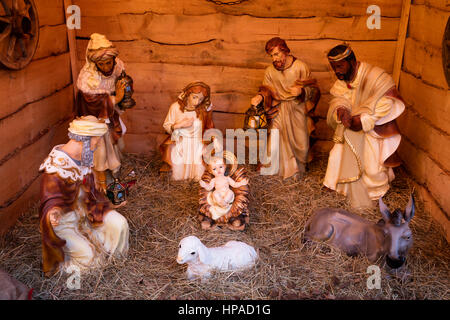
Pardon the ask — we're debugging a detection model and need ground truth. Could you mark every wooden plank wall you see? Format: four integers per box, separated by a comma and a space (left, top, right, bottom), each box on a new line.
0, 0, 73, 235
72, 0, 403, 153
396, 0, 450, 241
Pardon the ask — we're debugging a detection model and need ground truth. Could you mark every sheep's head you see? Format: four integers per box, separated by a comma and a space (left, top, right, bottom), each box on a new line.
177, 236, 203, 264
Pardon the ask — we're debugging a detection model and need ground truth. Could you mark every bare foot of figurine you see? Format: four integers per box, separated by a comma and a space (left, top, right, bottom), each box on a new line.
159, 163, 171, 173
201, 220, 217, 231
227, 220, 246, 231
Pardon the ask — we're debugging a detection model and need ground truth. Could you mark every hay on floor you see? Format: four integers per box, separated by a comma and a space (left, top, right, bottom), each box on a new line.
0, 153, 448, 300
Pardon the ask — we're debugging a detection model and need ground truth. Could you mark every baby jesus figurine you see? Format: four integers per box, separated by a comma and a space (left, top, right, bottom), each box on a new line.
200, 157, 249, 209
198, 152, 250, 231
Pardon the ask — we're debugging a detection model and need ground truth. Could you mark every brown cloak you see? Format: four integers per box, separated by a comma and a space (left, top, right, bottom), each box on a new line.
39, 172, 112, 276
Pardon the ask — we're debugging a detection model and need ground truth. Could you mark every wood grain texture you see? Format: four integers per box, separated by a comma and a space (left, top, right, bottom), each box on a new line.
399, 137, 450, 219
76, 39, 396, 73
73, 0, 403, 17
0, 176, 41, 236
34, 25, 69, 60
35, 0, 65, 26
0, 120, 70, 208
399, 71, 450, 135
403, 37, 448, 90
397, 109, 450, 173
408, 4, 449, 48
392, 0, 411, 86
413, 0, 449, 10
0, 53, 72, 120
115, 62, 337, 96
0, 86, 73, 162
122, 132, 163, 154
412, 182, 450, 242
76, 13, 400, 43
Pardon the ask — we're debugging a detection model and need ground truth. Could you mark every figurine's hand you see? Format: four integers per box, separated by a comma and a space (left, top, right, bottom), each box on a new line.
114, 200, 127, 209
199, 180, 208, 189
175, 117, 194, 129
240, 178, 249, 186
49, 208, 62, 227
200, 180, 213, 191
289, 85, 303, 97
336, 107, 347, 121
341, 113, 352, 128
115, 79, 127, 103
251, 94, 263, 106
349, 115, 363, 131
337, 107, 352, 128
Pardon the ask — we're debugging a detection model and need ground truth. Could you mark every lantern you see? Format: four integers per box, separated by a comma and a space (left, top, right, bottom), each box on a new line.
243, 103, 268, 130
115, 71, 136, 110
106, 178, 127, 205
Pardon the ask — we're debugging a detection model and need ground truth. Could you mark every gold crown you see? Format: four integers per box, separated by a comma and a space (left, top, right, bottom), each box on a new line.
328, 45, 353, 62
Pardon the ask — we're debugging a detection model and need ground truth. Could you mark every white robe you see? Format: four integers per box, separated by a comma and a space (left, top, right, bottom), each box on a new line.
163, 102, 206, 181
324, 62, 405, 208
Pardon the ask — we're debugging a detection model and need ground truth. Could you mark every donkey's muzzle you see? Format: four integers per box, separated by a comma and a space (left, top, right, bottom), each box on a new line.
386, 256, 406, 269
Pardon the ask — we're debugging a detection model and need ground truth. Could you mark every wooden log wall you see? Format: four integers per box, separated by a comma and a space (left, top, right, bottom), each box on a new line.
72, 0, 403, 153
0, 0, 73, 235
396, 0, 450, 241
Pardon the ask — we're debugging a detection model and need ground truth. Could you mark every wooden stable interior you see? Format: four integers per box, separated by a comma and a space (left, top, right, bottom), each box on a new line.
0, 0, 449, 242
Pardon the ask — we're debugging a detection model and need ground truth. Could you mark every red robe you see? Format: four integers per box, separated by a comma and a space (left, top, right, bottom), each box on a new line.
75, 91, 122, 143
39, 172, 112, 276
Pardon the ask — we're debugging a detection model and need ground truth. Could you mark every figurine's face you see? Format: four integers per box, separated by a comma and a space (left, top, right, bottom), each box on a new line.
187, 92, 205, 108
383, 212, 413, 269
95, 57, 115, 76
177, 237, 201, 264
330, 59, 354, 81
211, 159, 226, 176
269, 46, 288, 71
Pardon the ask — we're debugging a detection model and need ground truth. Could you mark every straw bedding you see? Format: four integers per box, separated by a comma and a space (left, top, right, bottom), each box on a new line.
0, 152, 448, 300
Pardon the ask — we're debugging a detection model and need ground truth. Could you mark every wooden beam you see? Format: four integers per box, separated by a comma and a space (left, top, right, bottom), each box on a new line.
64, 0, 79, 100
393, 0, 412, 87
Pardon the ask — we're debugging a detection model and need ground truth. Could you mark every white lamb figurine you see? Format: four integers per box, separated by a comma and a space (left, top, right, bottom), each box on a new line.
176, 236, 258, 280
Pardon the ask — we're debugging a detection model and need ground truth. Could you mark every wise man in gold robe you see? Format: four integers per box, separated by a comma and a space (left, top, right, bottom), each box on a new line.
251, 37, 320, 179
323, 44, 405, 208
76, 33, 128, 191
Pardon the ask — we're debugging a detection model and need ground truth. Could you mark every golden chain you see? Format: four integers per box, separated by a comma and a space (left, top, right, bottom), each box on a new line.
337, 130, 363, 184
205, 0, 249, 5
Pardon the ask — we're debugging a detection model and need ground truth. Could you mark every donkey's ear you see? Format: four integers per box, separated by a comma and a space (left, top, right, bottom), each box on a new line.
379, 197, 391, 222
404, 193, 415, 222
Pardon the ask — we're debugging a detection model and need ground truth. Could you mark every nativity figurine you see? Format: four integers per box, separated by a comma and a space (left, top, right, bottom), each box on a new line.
177, 236, 258, 281
304, 194, 415, 269
323, 44, 405, 208
160, 81, 214, 181
39, 116, 129, 276
76, 33, 135, 192
0, 269, 32, 300
251, 37, 321, 179
198, 151, 250, 231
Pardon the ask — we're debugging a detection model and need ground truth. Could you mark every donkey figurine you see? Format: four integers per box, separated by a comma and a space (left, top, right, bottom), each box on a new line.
304, 194, 415, 268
